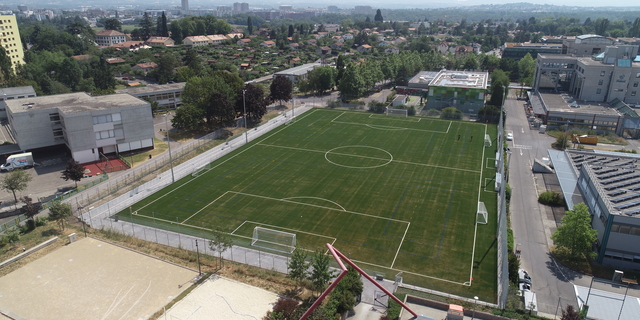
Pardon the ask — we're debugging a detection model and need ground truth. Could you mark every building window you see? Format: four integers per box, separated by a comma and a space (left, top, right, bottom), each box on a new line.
633, 91, 637, 96
601, 71, 606, 76
598, 80, 603, 85
95, 130, 115, 140
634, 82, 639, 87
596, 89, 602, 94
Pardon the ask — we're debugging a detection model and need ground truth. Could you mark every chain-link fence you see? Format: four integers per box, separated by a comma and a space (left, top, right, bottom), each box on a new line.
497, 105, 509, 309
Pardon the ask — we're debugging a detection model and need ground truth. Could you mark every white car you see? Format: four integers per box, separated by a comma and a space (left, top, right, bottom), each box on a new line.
506, 133, 514, 141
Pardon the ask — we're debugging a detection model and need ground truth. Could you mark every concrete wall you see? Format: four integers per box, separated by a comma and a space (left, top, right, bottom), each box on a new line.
9, 108, 64, 150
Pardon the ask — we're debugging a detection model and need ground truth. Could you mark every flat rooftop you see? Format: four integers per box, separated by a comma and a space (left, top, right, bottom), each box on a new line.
568, 149, 640, 218
408, 71, 439, 87
539, 92, 621, 116
430, 70, 488, 89
116, 82, 186, 95
5, 92, 147, 114
0, 86, 36, 97
274, 63, 322, 76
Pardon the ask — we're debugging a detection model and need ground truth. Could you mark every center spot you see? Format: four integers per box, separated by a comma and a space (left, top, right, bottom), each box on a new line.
324, 145, 393, 169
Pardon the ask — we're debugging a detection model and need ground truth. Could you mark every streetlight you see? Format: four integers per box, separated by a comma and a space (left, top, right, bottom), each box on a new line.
242, 89, 248, 143
164, 113, 175, 183
472, 296, 479, 320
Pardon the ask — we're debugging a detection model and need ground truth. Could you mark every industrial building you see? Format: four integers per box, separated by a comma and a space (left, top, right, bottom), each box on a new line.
4, 92, 154, 164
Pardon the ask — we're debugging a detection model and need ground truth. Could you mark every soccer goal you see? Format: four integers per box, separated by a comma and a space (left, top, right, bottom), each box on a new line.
484, 134, 492, 147
477, 202, 488, 224
251, 227, 297, 253
192, 163, 211, 177
385, 107, 408, 117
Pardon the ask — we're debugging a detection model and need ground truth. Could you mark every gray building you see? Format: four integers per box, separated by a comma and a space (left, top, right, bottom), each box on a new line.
273, 63, 322, 83
562, 34, 616, 56
5, 92, 154, 164
557, 149, 640, 270
0, 86, 36, 119
533, 45, 640, 106
116, 82, 185, 111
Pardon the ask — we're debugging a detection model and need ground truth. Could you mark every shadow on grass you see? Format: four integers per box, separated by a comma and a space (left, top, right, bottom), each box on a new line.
41, 229, 62, 237
474, 237, 497, 268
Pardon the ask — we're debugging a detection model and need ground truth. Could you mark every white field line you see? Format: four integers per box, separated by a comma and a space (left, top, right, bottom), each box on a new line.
446, 121, 452, 133
241, 220, 337, 241
348, 258, 470, 286
368, 114, 421, 123
332, 111, 346, 122
333, 120, 446, 133
181, 192, 230, 224
281, 196, 346, 211
116, 280, 152, 320
469, 123, 488, 286
229, 191, 410, 224
486, 158, 496, 169
390, 222, 410, 269
132, 108, 320, 214
258, 143, 482, 174
230, 220, 247, 235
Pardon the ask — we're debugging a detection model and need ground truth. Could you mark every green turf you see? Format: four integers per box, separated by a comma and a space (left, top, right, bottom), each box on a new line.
119, 108, 498, 301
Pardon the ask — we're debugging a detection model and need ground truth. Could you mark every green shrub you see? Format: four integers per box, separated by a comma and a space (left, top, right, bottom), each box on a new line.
407, 106, 416, 116
5, 226, 21, 243
35, 216, 48, 227
440, 107, 462, 120
538, 191, 564, 207
424, 109, 441, 117
368, 101, 386, 114
386, 293, 406, 320
327, 100, 341, 109
386, 92, 397, 102
507, 228, 514, 253
505, 183, 512, 202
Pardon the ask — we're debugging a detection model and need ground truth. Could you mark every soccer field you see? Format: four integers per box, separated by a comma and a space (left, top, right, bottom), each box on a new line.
121, 109, 498, 300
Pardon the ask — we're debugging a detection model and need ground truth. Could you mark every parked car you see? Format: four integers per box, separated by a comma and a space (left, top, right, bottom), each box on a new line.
506, 132, 514, 141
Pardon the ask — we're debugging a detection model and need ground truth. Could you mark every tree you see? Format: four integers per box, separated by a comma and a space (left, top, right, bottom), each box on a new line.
288, 247, 308, 288
1, 169, 32, 204
0, 46, 14, 82
247, 17, 253, 35
337, 63, 365, 101
140, 12, 154, 40
270, 76, 293, 106
551, 203, 598, 260
202, 91, 236, 130
508, 253, 520, 285
374, 9, 384, 23
103, 18, 122, 32
61, 159, 85, 187
561, 305, 582, 320
325, 265, 363, 317
152, 52, 179, 84
477, 105, 501, 124
160, 12, 169, 37
20, 195, 42, 224
236, 84, 268, 126
170, 21, 183, 44
209, 228, 233, 268
172, 104, 204, 131
48, 201, 72, 231
306, 66, 336, 94
440, 107, 463, 120
308, 250, 334, 293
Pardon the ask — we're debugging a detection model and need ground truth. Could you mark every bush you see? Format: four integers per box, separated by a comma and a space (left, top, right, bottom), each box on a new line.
368, 101, 386, 114
424, 109, 441, 117
440, 107, 462, 120
35, 216, 48, 227
508, 253, 520, 285
505, 183, 512, 202
507, 228, 514, 253
386, 293, 406, 320
5, 226, 21, 243
407, 106, 416, 116
538, 191, 564, 207
386, 91, 397, 102
327, 100, 341, 109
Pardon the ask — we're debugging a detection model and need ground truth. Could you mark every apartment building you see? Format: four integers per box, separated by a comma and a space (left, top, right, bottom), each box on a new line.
0, 15, 24, 69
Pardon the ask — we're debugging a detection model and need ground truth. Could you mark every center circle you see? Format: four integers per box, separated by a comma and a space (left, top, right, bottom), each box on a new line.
324, 145, 393, 169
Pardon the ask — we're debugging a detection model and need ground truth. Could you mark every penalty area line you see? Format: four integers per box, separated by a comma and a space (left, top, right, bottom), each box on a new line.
390, 222, 410, 269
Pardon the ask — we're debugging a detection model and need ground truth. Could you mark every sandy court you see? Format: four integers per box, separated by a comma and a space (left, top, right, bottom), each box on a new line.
0, 237, 197, 320
162, 276, 279, 320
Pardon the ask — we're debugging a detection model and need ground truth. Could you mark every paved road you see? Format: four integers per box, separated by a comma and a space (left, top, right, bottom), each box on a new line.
504, 94, 578, 315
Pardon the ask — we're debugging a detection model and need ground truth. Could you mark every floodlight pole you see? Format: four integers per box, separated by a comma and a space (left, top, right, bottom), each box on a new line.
164, 113, 175, 183
195, 239, 202, 276
472, 296, 479, 320
243, 89, 248, 143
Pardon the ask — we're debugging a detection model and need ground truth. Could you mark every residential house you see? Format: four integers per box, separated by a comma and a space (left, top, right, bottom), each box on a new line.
208, 34, 227, 45
237, 38, 251, 46
226, 32, 244, 40
113, 41, 147, 51
357, 44, 372, 53
332, 36, 343, 42
307, 39, 318, 46
323, 24, 341, 32
183, 35, 211, 47
106, 57, 126, 64
146, 37, 175, 47
316, 46, 331, 55
385, 46, 400, 54
95, 29, 126, 47
455, 46, 475, 58
330, 42, 345, 50
315, 32, 329, 39
378, 41, 392, 47
342, 34, 354, 40
260, 40, 276, 47
289, 43, 300, 50
393, 37, 406, 46
132, 62, 158, 74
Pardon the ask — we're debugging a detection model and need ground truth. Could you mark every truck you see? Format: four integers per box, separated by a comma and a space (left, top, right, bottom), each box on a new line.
1, 152, 38, 171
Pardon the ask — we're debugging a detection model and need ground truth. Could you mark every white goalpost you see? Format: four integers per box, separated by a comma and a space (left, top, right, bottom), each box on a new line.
385, 107, 408, 117
251, 227, 297, 253
477, 202, 488, 224
484, 134, 492, 147
192, 163, 211, 177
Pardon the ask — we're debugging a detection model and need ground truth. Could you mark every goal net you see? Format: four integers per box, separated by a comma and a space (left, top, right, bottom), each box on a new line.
192, 163, 211, 178
386, 107, 408, 117
484, 134, 492, 147
477, 202, 488, 224
251, 227, 296, 253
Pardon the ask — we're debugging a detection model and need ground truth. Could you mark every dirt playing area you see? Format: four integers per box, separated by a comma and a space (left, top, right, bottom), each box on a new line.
162, 275, 279, 320
0, 237, 197, 320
